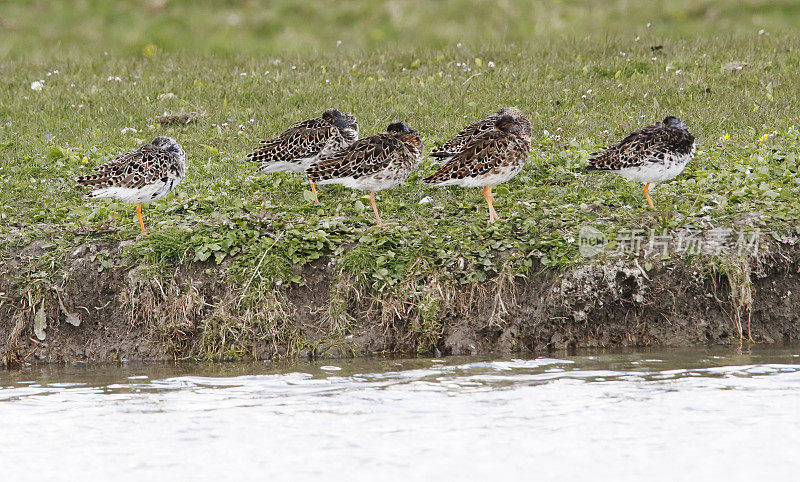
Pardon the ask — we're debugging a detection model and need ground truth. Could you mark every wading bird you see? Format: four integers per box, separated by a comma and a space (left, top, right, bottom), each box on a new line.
424, 114, 531, 223
246, 109, 359, 203
586, 116, 695, 209
75, 136, 186, 234
306, 122, 422, 227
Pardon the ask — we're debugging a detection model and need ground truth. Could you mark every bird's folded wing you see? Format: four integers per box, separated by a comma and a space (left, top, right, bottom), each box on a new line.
307, 134, 402, 181
425, 130, 514, 182
247, 120, 335, 163
431, 117, 494, 157
588, 125, 663, 169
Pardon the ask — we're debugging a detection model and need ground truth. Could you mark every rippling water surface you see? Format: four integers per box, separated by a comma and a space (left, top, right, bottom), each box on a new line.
2, 346, 800, 481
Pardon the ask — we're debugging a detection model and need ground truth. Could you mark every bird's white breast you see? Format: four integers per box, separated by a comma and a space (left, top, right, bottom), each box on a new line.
617, 145, 694, 184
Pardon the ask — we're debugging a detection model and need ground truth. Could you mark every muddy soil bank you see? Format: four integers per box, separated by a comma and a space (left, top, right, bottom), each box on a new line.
1, 240, 799, 366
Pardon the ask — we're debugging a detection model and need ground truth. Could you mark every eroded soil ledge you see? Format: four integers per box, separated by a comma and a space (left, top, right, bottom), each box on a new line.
2, 240, 799, 366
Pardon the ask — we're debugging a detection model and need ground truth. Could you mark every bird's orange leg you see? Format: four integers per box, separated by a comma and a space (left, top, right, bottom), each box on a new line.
483, 186, 502, 223
370, 191, 396, 227
309, 180, 319, 204
643, 183, 655, 210
136, 202, 146, 234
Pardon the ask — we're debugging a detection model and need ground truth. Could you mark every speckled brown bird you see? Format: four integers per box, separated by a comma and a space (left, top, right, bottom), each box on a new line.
246, 109, 359, 203
75, 136, 186, 234
306, 122, 422, 227
423, 115, 531, 223
430, 107, 531, 164
586, 116, 695, 209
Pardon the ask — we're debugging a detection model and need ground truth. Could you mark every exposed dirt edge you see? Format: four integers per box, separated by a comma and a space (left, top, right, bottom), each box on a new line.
2, 241, 799, 366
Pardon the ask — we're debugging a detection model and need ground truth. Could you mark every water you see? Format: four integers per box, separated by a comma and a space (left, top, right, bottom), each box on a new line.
2, 346, 799, 481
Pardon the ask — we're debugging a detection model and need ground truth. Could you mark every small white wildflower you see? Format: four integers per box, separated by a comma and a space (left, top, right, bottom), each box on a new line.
758, 29, 765, 35
457, 42, 462, 48
221, 122, 228, 127
487, 61, 495, 68
273, 59, 281, 65
248, 118, 256, 124
264, 70, 270, 75
238, 124, 245, 130
418, 196, 433, 205
291, 65, 296, 70
635, 36, 640, 41
646, 22, 651, 28
336, 40, 342, 47
240, 72, 247, 76
121, 127, 138, 134
30, 80, 44, 91
107, 76, 121, 82
325, 79, 330, 83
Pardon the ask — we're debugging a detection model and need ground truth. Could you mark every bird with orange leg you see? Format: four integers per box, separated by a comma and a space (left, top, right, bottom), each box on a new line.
75, 136, 186, 235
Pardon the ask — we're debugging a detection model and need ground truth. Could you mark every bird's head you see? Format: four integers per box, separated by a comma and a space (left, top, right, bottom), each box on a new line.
321, 108, 344, 123
497, 106, 523, 118
387, 122, 415, 135
497, 107, 531, 137
663, 116, 688, 130
151, 136, 181, 154
495, 114, 522, 135
387, 122, 421, 149
324, 109, 359, 137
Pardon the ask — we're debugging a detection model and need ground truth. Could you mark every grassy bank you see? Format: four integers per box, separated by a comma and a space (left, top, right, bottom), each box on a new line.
1, 1, 799, 361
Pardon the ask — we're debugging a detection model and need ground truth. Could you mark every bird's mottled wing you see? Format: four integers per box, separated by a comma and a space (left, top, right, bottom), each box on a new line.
76, 145, 172, 189
424, 130, 528, 183
587, 124, 668, 170
431, 115, 497, 158
307, 134, 405, 181
246, 118, 339, 165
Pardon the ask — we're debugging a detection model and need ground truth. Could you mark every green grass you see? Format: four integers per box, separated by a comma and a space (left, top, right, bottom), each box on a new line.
2, 0, 800, 302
